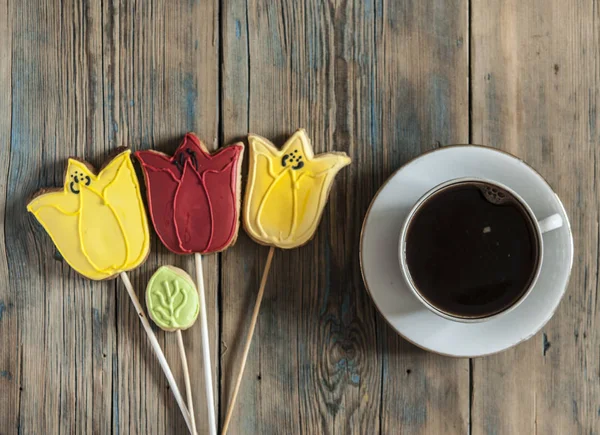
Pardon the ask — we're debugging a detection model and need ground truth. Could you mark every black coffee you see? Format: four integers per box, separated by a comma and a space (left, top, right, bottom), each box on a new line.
405, 181, 540, 319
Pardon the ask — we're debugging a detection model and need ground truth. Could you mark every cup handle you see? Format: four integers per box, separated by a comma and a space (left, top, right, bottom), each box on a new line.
538, 213, 563, 234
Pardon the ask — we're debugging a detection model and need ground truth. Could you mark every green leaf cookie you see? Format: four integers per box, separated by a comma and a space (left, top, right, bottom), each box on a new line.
146, 266, 200, 331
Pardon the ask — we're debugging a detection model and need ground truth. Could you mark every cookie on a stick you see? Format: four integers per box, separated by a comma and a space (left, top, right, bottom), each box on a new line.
222, 129, 351, 434
27, 149, 194, 433
135, 134, 244, 435
147, 266, 200, 435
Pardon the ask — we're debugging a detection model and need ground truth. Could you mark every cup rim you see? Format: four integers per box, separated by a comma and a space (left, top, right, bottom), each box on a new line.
398, 177, 545, 323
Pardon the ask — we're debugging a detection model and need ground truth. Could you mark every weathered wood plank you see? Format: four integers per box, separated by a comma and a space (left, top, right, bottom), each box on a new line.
0, 0, 15, 430
471, 0, 600, 433
220, 1, 469, 434
376, 1, 470, 434
0, 1, 219, 433
5, 1, 108, 434
101, 0, 220, 433
220, 1, 383, 433
4, 0, 600, 433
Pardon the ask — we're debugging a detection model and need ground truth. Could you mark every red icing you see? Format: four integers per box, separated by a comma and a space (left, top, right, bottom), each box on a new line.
135, 134, 244, 254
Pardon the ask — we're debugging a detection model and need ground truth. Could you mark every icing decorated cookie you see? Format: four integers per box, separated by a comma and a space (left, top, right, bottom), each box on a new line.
135, 134, 244, 255
27, 148, 150, 280
243, 129, 351, 249
146, 266, 199, 331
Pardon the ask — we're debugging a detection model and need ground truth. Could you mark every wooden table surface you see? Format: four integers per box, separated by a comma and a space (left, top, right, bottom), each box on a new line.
1, 0, 598, 434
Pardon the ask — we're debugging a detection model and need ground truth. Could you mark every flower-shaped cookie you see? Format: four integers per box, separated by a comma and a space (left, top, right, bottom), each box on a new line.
244, 129, 351, 249
27, 149, 150, 280
135, 134, 244, 255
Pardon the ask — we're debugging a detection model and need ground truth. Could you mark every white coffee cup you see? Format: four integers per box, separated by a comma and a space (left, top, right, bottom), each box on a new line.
398, 177, 563, 323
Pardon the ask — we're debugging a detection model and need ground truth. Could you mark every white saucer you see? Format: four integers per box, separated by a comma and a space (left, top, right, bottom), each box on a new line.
360, 146, 574, 357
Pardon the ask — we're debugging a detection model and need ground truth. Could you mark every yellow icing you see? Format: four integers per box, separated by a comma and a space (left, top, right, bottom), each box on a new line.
244, 129, 351, 249
27, 150, 150, 280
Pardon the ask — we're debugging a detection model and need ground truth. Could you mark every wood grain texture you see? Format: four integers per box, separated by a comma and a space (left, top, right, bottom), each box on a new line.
1, 0, 219, 433
220, 1, 383, 433
376, 1, 469, 434
220, 1, 468, 434
5, 2, 108, 434
470, 0, 600, 434
101, 0, 220, 433
1, 0, 599, 433
0, 0, 14, 430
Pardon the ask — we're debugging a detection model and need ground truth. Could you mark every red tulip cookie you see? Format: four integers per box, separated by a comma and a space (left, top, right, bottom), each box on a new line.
135, 133, 244, 254
135, 134, 243, 435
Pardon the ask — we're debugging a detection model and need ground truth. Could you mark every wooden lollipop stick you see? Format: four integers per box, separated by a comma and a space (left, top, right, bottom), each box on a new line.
119, 272, 194, 434
176, 330, 198, 435
221, 246, 275, 435
194, 253, 217, 435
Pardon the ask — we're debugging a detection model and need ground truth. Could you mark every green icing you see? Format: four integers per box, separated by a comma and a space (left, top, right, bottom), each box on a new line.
146, 266, 199, 331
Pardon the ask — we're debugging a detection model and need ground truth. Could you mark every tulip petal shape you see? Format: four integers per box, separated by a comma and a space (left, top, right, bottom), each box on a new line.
244, 129, 351, 249
135, 133, 244, 254
27, 149, 150, 280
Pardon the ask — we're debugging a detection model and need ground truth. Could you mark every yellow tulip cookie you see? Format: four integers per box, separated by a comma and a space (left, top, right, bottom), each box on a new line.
244, 129, 351, 249
27, 148, 150, 280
